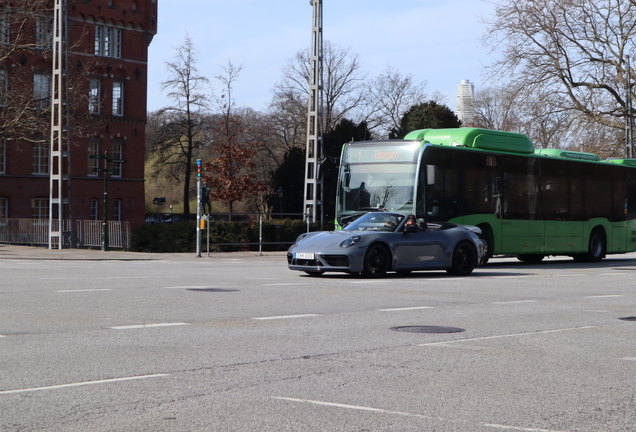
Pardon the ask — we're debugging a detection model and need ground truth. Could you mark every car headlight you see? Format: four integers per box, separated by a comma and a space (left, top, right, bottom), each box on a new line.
340, 235, 361, 248
294, 233, 308, 246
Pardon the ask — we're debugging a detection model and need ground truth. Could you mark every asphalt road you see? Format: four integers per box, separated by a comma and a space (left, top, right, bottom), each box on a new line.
1, 249, 635, 431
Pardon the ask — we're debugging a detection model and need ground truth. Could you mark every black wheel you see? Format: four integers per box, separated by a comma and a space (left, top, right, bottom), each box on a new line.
362, 244, 391, 278
446, 240, 477, 276
478, 225, 493, 265
303, 270, 325, 276
396, 270, 412, 276
574, 228, 606, 262
516, 254, 544, 263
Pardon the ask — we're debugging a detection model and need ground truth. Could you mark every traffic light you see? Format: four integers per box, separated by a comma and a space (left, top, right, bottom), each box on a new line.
196, 159, 202, 177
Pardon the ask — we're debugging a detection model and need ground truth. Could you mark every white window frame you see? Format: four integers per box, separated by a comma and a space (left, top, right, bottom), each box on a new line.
0, 14, 9, 45
0, 138, 5, 174
32, 142, 49, 175
36, 16, 53, 50
112, 81, 123, 116
113, 199, 122, 222
0, 197, 7, 220
31, 198, 49, 220
95, 25, 121, 58
89, 79, 100, 114
111, 140, 123, 177
88, 140, 99, 176
90, 198, 99, 220
33, 73, 51, 109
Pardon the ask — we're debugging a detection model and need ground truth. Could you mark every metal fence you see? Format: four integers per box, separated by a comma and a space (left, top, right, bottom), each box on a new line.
0, 219, 131, 249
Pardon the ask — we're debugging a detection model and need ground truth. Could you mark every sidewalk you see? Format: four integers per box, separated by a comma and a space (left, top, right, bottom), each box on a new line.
0, 244, 288, 261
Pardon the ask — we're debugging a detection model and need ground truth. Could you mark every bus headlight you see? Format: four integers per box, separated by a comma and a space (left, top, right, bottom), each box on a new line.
340, 235, 361, 248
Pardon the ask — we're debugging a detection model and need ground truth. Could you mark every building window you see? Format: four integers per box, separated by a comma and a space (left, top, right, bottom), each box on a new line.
32, 142, 49, 174
0, 69, 7, 107
89, 79, 100, 114
95, 25, 122, 58
36, 16, 53, 50
34, 73, 51, 109
0, 14, 9, 44
113, 199, 121, 221
88, 140, 99, 176
112, 82, 123, 116
132, 2, 138, 12
0, 197, 7, 220
111, 140, 123, 177
90, 198, 99, 220
31, 198, 49, 219
0, 138, 5, 173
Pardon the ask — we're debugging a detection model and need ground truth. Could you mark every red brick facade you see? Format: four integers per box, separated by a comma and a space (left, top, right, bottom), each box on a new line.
0, 0, 157, 229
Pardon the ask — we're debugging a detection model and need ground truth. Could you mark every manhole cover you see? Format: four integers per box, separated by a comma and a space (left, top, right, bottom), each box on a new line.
390, 326, 465, 334
186, 288, 239, 293
619, 316, 636, 321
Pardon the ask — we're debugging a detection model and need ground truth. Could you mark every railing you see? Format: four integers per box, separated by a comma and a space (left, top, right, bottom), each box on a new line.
0, 219, 131, 249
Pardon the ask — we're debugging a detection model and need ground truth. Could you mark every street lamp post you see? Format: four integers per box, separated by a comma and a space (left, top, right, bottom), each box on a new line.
89, 150, 126, 251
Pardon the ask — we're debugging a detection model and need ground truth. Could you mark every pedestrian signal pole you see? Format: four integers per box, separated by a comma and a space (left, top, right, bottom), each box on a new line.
196, 159, 202, 257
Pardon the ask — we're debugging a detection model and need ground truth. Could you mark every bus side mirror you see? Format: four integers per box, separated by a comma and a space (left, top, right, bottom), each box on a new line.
427, 165, 437, 185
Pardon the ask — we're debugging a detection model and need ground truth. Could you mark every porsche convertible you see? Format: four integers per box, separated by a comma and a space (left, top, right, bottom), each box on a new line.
287, 212, 487, 277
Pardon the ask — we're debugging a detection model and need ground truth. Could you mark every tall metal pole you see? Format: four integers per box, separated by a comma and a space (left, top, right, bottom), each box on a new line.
304, 0, 323, 226
49, 0, 72, 249
626, 55, 634, 159
196, 159, 202, 258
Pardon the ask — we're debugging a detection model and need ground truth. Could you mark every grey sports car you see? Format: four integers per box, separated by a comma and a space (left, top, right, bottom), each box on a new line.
287, 212, 487, 277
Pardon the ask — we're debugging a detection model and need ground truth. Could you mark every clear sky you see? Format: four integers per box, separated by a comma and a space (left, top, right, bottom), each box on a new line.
146, 0, 499, 114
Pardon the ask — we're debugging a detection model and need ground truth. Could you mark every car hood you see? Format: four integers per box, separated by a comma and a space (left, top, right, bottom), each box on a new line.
293, 230, 372, 251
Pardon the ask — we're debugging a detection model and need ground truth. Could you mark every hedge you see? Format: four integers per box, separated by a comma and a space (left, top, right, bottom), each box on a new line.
131, 219, 323, 253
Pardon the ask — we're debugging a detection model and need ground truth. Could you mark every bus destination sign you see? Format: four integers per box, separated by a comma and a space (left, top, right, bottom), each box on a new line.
345, 143, 419, 163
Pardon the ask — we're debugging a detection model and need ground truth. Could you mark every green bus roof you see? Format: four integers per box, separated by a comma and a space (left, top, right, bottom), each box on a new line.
536, 148, 601, 161
606, 158, 636, 167
403, 127, 535, 154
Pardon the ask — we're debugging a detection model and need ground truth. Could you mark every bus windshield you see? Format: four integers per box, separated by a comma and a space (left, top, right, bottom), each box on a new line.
336, 141, 420, 226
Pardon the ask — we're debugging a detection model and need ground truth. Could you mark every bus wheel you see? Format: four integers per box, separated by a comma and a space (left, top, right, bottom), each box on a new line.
516, 254, 544, 263
362, 244, 391, 277
447, 241, 477, 276
575, 228, 606, 262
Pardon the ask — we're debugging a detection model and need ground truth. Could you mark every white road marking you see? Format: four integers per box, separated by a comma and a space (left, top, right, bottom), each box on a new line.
41, 276, 180, 280
0, 374, 169, 395
491, 275, 534, 279
553, 274, 585, 277
253, 314, 319, 320
599, 273, 626, 276
263, 283, 308, 286
378, 306, 434, 312
584, 295, 623, 299
273, 397, 570, 432
623, 357, 636, 361
418, 326, 596, 347
55, 289, 112, 293
491, 300, 536, 305
484, 423, 570, 432
110, 322, 189, 330
585, 310, 608, 313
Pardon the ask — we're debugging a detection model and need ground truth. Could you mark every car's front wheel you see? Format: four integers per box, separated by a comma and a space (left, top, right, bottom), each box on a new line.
447, 240, 477, 276
362, 244, 391, 277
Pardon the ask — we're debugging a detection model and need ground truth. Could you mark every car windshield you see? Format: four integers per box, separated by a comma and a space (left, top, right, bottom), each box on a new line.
343, 212, 405, 232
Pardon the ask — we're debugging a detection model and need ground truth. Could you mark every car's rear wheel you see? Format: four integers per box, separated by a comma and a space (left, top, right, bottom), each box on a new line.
362, 244, 391, 278
516, 254, 544, 263
446, 241, 477, 276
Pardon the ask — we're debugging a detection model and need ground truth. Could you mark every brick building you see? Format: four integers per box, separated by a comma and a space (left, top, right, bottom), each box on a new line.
0, 0, 157, 234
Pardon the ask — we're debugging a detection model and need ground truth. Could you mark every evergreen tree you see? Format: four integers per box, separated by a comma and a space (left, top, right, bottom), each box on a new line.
390, 101, 462, 139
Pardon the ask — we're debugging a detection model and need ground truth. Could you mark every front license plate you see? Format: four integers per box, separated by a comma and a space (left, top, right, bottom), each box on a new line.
295, 252, 314, 260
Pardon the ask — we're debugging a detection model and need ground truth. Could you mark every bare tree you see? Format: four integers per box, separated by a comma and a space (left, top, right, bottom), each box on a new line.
484, 0, 636, 154
153, 35, 209, 214
361, 66, 429, 138
274, 40, 367, 133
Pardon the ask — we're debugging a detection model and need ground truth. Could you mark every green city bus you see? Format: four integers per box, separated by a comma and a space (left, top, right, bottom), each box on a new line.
336, 127, 636, 263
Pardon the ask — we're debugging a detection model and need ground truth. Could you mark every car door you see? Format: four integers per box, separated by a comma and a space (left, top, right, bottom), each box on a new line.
392, 228, 447, 270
